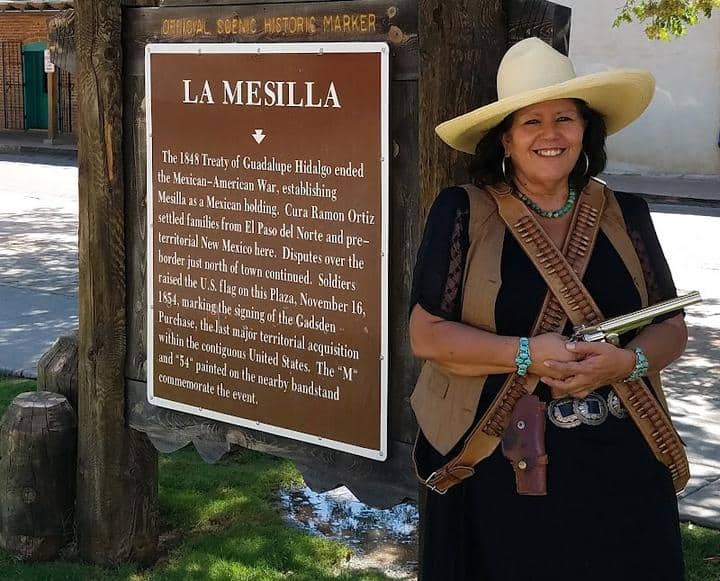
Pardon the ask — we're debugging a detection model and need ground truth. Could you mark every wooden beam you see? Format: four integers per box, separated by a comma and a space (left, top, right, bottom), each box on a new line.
418, 0, 506, 218
47, 69, 56, 141
48, 9, 76, 74
122, 1, 417, 80
506, 0, 572, 55
75, 0, 158, 565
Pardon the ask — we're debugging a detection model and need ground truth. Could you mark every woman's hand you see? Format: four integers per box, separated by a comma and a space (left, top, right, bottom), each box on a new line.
541, 341, 636, 399
528, 333, 581, 380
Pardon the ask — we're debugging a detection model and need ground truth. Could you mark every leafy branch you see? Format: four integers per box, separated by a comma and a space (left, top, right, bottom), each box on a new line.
613, 0, 719, 40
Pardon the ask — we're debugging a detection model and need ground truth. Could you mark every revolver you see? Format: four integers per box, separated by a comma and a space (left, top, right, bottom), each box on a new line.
571, 291, 702, 346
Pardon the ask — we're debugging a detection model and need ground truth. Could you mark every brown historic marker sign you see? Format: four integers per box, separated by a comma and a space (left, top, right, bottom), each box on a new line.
145, 43, 389, 460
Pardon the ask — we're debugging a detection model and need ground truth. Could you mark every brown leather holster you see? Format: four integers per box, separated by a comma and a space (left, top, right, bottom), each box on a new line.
501, 394, 548, 495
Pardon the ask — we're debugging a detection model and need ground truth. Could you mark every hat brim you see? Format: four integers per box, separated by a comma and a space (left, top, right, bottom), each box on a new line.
435, 69, 655, 154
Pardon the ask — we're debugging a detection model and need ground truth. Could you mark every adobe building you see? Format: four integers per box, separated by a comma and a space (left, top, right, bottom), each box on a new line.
0, 0, 75, 135
539, 0, 720, 177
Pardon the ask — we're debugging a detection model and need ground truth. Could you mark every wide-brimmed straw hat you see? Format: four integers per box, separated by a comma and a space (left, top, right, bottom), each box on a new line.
435, 37, 655, 154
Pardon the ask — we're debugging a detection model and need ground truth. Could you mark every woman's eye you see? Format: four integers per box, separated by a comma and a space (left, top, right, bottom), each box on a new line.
557, 116, 574, 122
523, 119, 540, 125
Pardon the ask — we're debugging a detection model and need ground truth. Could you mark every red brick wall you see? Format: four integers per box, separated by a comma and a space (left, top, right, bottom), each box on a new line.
0, 12, 77, 134
0, 37, 25, 129
0, 12, 50, 44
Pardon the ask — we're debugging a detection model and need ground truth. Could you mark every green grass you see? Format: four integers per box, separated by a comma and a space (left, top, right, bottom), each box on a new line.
153, 447, 368, 581
0, 377, 391, 580
1, 376, 719, 580
683, 523, 720, 581
0, 376, 35, 411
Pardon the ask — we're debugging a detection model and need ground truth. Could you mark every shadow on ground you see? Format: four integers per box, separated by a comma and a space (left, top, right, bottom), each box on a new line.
664, 298, 720, 468
0, 209, 78, 296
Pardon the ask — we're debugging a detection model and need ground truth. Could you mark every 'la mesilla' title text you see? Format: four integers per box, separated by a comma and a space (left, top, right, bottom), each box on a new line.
182, 79, 341, 108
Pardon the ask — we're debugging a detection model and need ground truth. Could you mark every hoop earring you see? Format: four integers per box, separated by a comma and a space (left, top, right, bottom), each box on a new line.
502, 155, 511, 182
582, 151, 590, 177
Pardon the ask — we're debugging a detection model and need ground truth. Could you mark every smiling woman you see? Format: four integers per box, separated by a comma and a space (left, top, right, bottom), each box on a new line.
502, 99, 586, 192
409, 37, 689, 581
469, 98, 608, 202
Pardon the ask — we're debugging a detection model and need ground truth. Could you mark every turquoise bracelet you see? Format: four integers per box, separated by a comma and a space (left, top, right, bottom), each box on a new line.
624, 346, 649, 382
514, 337, 532, 377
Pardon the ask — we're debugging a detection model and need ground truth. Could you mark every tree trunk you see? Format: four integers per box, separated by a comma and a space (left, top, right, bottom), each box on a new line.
0, 392, 76, 560
75, 0, 158, 564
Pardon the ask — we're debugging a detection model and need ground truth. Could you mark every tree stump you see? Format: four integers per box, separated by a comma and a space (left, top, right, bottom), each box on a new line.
0, 391, 77, 560
37, 331, 79, 411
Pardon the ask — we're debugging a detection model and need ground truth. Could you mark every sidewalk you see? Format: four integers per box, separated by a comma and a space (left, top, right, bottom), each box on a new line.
604, 173, 720, 206
0, 149, 719, 532
645, 204, 720, 529
0, 149, 78, 376
0, 129, 77, 157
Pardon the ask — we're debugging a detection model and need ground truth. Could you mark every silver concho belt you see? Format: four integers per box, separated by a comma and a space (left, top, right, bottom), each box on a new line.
548, 390, 628, 429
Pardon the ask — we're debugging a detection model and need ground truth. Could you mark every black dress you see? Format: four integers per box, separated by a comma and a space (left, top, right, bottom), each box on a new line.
411, 187, 685, 581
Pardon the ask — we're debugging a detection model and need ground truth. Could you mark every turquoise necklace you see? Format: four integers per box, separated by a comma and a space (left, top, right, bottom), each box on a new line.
514, 187, 577, 219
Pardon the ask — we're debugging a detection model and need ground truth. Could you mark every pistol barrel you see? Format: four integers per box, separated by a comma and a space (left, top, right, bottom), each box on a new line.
574, 291, 702, 342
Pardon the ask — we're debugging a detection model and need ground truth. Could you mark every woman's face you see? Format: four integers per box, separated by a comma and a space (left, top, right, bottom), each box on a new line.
501, 98, 585, 188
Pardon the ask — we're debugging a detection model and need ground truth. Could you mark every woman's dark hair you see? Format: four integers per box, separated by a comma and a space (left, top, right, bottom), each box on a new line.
468, 99, 607, 192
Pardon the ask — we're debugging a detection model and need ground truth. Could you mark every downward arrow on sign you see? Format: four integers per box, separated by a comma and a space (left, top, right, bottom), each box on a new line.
252, 129, 266, 144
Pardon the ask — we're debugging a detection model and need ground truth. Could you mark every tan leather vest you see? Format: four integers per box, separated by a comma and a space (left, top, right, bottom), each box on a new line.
410, 180, 667, 455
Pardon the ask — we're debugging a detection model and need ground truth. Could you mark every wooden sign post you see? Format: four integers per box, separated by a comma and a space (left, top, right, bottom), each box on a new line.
44, 49, 56, 142
123, 0, 421, 508
75, 0, 158, 565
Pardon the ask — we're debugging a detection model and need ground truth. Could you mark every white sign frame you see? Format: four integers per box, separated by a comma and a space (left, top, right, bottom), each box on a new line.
145, 42, 390, 461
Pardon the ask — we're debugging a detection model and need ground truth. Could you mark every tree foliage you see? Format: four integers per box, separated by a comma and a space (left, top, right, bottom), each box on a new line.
614, 0, 719, 40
